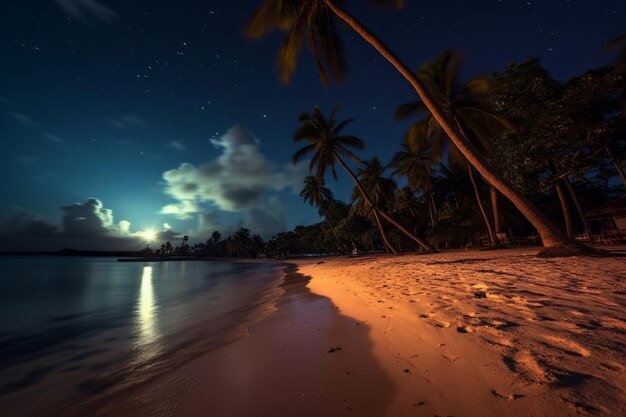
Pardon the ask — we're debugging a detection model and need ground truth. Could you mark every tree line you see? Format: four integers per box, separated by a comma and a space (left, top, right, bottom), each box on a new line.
155, 2, 625, 258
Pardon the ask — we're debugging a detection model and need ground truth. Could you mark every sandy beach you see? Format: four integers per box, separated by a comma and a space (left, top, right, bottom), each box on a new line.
133, 247, 626, 416
80, 248, 625, 416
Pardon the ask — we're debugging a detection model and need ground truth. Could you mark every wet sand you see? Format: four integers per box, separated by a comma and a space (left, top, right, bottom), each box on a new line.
173, 264, 395, 417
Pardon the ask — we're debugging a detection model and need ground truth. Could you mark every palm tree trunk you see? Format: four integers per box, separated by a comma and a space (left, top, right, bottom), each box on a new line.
324, 0, 570, 248
563, 177, 592, 237
555, 182, 574, 239
372, 209, 397, 254
430, 192, 438, 217
331, 150, 433, 252
427, 192, 435, 227
467, 160, 497, 246
490, 186, 501, 235
321, 205, 349, 253
605, 146, 626, 187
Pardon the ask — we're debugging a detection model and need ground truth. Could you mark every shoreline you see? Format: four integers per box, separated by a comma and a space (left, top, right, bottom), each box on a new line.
171, 263, 395, 417
42, 248, 625, 416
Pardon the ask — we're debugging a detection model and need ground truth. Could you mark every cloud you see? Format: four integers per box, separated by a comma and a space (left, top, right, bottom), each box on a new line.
61, 198, 114, 237
111, 114, 146, 128
198, 211, 221, 233
168, 140, 186, 152
54, 0, 118, 23
4, 212, 59, 237
45, 133, 65, 144
160, 126, 307, 220
0, 198, 180, 251
242, 197, 286, 238
9, 112, 37, 126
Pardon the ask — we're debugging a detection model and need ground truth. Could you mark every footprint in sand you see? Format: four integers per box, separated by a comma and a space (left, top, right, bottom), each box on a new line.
456, 325, 474, 334
490, 389, 525, 400
481, 334, 513, 348
502, 350, 549, 383
540, 335, 591, 358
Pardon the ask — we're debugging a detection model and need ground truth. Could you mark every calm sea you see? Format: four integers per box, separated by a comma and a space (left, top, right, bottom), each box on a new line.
0, 256, 284, 417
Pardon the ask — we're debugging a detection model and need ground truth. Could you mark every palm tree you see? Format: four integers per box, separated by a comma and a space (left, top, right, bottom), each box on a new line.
390, 121, 437, 227
396, 50, 508, 246
300, 175, 347, 252
230, 228, 253, 257
351, 158, 399, 254
292, 105, 433, 252
247, 0, 575, 253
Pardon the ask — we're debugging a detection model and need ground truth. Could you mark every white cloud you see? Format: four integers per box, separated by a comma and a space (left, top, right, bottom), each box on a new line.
118, 220, 131, 234
1, 198, 181, 251
160, 200, 199, 220
168, 140, 186, 152
111, 114, 146, 128
160, 126, 307, 217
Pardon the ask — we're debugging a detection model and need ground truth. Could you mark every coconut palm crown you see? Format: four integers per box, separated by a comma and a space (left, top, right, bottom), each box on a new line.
292, 105, 363, 179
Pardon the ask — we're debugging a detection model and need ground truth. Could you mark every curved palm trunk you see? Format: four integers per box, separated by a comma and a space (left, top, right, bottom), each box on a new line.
555, 182, 574, 239
372, 208, 397, 254
331, 150, 433, 252
605, 146, 626, 187
467, 160, 497, 246
320, 204, 349, 253
563, 177, 592, 237
426, 190, 437, 227
490, 186, 501, 235
325, 0, 570, 248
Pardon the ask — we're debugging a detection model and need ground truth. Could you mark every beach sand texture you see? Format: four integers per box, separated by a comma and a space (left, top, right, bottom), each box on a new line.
82, 248, 625, 417
298, 248, 626, 416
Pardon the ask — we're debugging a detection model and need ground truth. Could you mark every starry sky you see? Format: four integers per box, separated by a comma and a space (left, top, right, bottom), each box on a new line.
0, 0, 624, 251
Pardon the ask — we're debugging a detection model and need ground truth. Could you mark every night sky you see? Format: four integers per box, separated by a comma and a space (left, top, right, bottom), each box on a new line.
0, 0, 624, 251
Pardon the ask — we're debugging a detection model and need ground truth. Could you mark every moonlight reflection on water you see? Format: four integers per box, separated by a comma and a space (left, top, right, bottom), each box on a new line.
135, 266, 162, 363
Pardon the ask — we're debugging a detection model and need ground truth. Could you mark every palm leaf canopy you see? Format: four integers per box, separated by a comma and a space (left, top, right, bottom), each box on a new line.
396, 49, 512, 164
300, 175, 334, 207
293, 105, 364, 179
390, 127, 435, 191
351, 157, 396, 210
246, 0, 404, 85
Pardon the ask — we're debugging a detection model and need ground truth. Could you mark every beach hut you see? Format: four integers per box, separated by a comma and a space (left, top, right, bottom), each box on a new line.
585, 195, 626, 244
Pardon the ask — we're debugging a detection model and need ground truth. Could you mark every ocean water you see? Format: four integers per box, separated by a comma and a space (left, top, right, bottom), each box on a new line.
0, 256, 284, 417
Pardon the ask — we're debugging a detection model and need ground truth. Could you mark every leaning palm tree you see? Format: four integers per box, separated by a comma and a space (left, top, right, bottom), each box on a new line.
396, 50, 507, 246
247, 0, 578, 254
292, 105, 432, 252
350, 158, 399, 254
300, 175, 347, 252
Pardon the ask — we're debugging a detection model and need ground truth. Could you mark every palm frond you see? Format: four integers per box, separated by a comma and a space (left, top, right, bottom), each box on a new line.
246, 0, 299, 39
395, 100, 427, 120
292, 143, 316, 163
276, 4, 309, 84
317, 8, 347, 83
334, 118, 355, 134
335, 134, 365, 149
